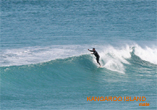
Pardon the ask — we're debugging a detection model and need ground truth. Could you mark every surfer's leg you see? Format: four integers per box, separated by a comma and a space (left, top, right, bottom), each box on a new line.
96, 57, 101, 66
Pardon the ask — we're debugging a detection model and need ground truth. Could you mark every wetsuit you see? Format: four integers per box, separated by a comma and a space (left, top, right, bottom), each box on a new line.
89, 50, 101, 66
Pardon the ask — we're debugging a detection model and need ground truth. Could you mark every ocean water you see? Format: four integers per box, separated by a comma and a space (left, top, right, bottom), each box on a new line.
0, 0, 157, 110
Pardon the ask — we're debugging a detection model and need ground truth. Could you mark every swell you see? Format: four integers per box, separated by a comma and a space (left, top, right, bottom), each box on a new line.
1, 53, 156, 103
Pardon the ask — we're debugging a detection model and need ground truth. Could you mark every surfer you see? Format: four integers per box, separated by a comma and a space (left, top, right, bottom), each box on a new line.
88, 48, 101, 66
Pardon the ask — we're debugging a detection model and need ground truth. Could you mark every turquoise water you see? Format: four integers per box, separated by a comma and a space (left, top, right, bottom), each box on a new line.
1, 1, 157, 110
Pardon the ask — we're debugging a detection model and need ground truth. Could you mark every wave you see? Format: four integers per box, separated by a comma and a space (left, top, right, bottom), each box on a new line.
1, 44, 157, 74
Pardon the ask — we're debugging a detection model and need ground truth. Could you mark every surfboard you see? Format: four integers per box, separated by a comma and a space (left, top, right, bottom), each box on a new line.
98, 65, 103, 68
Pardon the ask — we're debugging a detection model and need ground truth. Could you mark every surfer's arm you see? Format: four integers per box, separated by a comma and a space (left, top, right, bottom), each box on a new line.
88, 49, 93, 52
88, 49, 94, 54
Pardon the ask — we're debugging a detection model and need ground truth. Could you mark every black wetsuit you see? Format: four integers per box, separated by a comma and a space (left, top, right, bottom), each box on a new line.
89, 50, 101, 65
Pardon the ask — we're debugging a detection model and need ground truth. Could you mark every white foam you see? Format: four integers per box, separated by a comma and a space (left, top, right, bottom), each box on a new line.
0, 45, 88, 67
134, 45, 157, 64
96, 45, 132, 74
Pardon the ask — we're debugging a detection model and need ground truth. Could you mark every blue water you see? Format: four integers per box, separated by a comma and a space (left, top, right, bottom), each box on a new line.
1, 0, 157, 110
